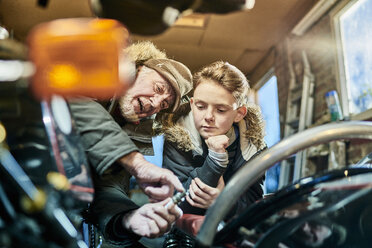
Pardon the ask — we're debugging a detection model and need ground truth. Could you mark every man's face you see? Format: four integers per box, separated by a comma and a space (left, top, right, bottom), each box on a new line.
119, 66, 176, 122
191, 79, 245, 139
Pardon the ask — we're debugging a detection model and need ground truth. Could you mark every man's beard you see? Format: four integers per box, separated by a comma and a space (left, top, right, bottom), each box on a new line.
118, 94, 140, 123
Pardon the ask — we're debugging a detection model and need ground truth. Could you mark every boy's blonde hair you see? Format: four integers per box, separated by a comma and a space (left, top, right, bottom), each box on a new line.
193, 61, 265, 149
193, 61, 250, 107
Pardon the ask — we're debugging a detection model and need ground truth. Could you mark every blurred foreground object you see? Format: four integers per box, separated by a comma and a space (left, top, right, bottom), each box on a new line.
28, 18, 133, 100
90, 0, 253, 35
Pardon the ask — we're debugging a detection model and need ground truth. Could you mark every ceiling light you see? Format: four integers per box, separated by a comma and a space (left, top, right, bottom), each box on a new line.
245, 0, 255, 10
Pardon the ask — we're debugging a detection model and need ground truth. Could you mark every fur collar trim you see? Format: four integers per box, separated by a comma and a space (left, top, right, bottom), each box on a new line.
162, 103, 266, 160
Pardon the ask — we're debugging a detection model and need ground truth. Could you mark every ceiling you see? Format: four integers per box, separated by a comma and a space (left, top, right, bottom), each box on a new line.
132, 0, 318, 76
0, 0, 318, 80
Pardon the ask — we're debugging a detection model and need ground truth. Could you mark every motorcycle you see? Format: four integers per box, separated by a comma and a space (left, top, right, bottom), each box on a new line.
196, 121, 372, 247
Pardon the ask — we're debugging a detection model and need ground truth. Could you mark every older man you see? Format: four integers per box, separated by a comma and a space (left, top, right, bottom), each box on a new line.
69, 41, 192, 245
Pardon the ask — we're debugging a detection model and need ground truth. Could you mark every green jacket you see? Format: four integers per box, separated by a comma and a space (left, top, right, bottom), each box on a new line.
68, 41, 169, 245
69, 99, 147, 244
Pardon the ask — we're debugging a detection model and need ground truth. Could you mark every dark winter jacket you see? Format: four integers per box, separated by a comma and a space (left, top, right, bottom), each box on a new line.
161, 103, 266, 217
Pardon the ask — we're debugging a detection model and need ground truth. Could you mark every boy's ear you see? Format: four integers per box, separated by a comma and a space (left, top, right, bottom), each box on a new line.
234, 106, 247, 123
189, 97, 194, 109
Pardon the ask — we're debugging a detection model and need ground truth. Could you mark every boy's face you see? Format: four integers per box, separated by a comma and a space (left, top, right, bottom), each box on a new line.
191, 79, 246, 139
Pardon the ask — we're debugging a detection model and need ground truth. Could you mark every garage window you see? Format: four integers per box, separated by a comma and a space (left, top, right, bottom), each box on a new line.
334, 0, 372, 119
255, 69, 281, 193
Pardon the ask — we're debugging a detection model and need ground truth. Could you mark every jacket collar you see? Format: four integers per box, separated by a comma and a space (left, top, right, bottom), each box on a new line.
178, 111, 257, 160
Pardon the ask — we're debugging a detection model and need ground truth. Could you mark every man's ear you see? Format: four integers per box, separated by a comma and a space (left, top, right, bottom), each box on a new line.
190, 97, 194, 109
234, 106, 247, 123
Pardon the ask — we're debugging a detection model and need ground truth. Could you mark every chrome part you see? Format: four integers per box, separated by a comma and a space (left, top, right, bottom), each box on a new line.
197, 121, 372, 246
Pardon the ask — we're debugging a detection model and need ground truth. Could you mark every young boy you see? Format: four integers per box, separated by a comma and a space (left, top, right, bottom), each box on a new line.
160, 61, 266, 218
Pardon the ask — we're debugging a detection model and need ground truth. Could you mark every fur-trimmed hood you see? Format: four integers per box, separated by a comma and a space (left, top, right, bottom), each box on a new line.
124, 41, 167, 68
158, 102, 266, 160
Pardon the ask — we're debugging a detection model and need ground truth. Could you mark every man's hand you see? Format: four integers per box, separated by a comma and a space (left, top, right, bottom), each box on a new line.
122, 198, 183, 238
205, 135, 229, 153
186, 177, 225, 209
120, 152, 184, 202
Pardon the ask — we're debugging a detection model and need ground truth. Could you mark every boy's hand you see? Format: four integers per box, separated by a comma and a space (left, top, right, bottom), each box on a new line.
205, 135, 229, 153
186, 177, 225, 209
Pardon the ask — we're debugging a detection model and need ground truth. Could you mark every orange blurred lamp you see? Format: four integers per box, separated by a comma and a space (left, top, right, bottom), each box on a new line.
28, 18, 133, 100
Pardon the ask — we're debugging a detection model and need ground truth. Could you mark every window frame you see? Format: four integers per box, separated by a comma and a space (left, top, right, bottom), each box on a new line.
254, 67, 275, 92
254, 67, 282, 193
